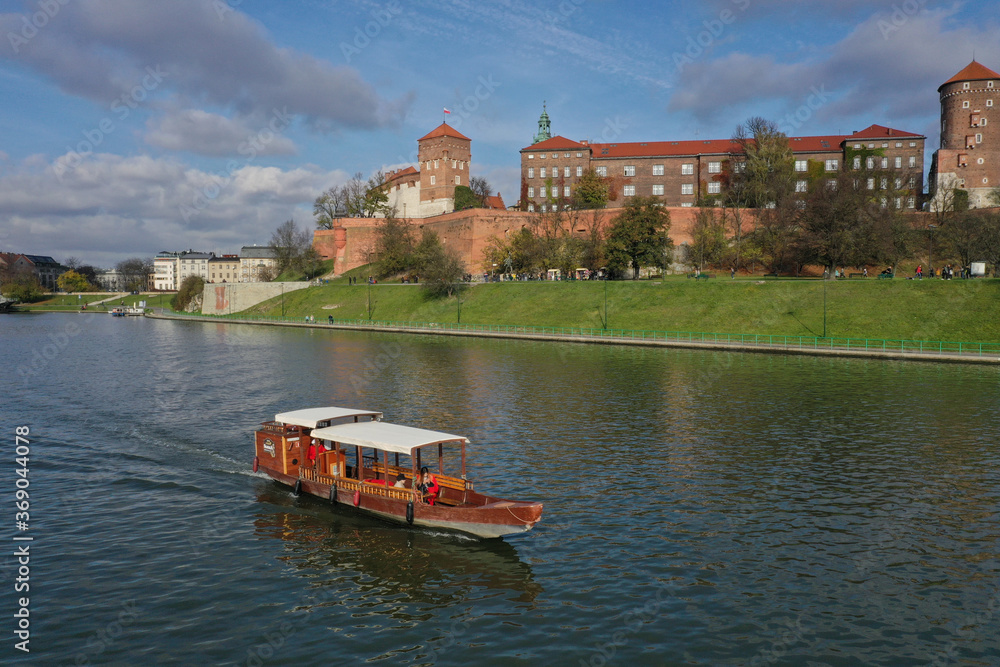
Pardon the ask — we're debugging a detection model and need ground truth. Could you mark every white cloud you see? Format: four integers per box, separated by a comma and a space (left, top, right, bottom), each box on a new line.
0, 0, 411, 130
0, 153, 348, 267
145, 109, 297, 157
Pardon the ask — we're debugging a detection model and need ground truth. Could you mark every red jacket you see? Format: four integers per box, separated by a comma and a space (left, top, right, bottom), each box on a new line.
419, 475, 440, 505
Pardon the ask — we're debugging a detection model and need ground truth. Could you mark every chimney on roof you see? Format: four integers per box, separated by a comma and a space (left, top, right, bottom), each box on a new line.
888, 129, 893, 136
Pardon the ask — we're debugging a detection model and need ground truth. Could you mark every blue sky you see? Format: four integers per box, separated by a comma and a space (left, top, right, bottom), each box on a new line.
1, 0, 998, 267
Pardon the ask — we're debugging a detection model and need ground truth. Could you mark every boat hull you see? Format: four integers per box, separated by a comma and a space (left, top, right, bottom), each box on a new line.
261, 468, 542, 539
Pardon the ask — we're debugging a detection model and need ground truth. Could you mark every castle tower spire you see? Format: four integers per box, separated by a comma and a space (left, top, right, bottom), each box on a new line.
533, 102, 551, 144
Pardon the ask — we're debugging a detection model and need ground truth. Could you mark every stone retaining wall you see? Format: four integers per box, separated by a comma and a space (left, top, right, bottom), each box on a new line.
200, 281, 310, 315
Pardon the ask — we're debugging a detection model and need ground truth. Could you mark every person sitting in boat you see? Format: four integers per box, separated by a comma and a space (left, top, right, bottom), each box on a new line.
393, 473, 408, 488
306, 440, 325, 466
416, 466, 439, 505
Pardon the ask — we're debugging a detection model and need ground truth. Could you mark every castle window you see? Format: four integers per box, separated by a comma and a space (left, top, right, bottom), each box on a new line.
983, 118, 988, 126
528, 154, 534, 159
624, 165, 635, 176
908, 197, 915, 208
455, 176, 460, 185
881, 177, 888, 189
576, 166, 583, 177
552, 153, 558, 158
989, 100, 994, 107
894, 156, 902, 168
652, 184, 664, 195
564, 167, 570, 178
867, 178, 875, 190
577, 152, 583, 158
541, 204, 547, 212
882, 143, 888, 148
979, 158, 985, 164
528, 167, 534, 178
963, 100, 970, 108
707, 161, 721, 174
564, 153, 570, 158
825, 159, 839, 171
681, 183, 694, 195
681, 202, 693, 208
528, 203, 535, 212
963, 82, 970, 89
596, 166, 607, 177
895, 177, 902, 189
853, 156, 861, 169
909, 176, 916, 187
795, 180, 807, 193
623, 185, 635, 196
866, 156, 874, 169
681, 163, 694, 175
707, 182, 720, 194
430, 175, 436, 184
539, 186, 546, 198
539, 153, 545, 158
564, 186, 571, 197
528, 187, 535, 197
452, 160, 457, 168
895, 197, 902, 209
827, 179, 837, 190
868, 143, 875, 149
990, 81, 995, 88
910, 141, 916, 147
434, 160, 438, 168
909, 156, 916, 168
976, 133, 983, 143
895, 142, 902, 148
540, 167, 546, 178
460, 162, 464, 169
652, 164, 664, 176
854, 143, 861, 149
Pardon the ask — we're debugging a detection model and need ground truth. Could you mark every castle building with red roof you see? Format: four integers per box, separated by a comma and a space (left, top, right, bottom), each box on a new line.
520, 109, 926, 212
929, 60, 1000, 210
381, 122, 479, 218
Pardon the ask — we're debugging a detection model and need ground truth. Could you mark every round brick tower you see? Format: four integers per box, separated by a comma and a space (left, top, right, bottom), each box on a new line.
933, 61, 1000, 208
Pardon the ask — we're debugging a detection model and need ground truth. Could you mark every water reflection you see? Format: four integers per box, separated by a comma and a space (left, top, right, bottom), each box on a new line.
253, 488, 542, 608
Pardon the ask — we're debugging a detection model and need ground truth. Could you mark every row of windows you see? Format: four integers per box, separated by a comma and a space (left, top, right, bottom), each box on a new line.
428, 175, 462, 185
852, 141, 919, 149
851, 156, 918, 169
527, 186, 572, 198
527, 166, 584, 178
962, 81, 995, 89
962, 100, 994, 108
425, 159, 466, 170
526, 152, 586, 159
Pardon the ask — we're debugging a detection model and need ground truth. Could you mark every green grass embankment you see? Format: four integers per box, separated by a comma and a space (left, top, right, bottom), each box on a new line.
20, 293, 174, 311
237, 277, 1000, 344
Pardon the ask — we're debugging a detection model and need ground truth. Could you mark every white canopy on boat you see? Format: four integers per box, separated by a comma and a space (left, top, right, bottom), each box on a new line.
311, 420, 469, 456
274, 407, 382, 429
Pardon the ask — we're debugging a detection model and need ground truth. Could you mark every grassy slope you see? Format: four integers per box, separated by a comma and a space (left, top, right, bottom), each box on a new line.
239, 276, 1000, 343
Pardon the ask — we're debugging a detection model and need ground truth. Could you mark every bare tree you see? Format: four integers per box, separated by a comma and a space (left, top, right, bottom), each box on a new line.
469, 176, 493, 206
115, 257, 153, 291
270, 219, 311, 273
313, 185, 347, 229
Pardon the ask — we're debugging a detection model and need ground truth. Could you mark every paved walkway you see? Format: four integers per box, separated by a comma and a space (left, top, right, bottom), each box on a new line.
145, 312, 1000, 366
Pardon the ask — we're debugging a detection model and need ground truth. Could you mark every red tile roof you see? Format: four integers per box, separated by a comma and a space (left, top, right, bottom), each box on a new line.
940, 60, 1000, 90
385, 166, 419, 183
485, 193, 506, 210
418, 123, 470, 142
847, 124, 923, 140
521, 135, 590, 151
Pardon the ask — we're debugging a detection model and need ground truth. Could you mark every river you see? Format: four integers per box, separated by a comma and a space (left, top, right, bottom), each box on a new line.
2, 313, 998, 665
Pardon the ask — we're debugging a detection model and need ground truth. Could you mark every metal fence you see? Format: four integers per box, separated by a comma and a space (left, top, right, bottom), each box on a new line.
204, 313, 1000, 358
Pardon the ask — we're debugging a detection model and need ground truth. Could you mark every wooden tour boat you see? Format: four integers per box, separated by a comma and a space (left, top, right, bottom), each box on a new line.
252, 407, 543, 539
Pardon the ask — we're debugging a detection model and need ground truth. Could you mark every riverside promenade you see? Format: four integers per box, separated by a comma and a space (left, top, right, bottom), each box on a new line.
146, 311, 1000, 365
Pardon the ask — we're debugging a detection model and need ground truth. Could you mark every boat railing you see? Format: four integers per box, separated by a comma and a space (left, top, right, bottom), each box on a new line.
299, 466, 415, 502
258, 421, 297, 435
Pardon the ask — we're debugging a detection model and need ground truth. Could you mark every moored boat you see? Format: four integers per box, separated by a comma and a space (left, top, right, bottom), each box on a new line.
252, 407, 543, 539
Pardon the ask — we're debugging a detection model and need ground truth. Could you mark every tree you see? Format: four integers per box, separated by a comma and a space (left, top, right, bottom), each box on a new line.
686, 206, 727, 273
571, 168, 611, 209
299, 247, 325, 280
727, 117, 795, 272
604, 196, 674, 279
1, 271, 43, 303
453, 185, 479, 210
751, 197, 800, 274
57, 270, 90, 293
270, 219, 311, 274
469, 176, 493, 206
413, 229, 465, 297
361, 171, 391, 218
115, 258, 153, 291
313, 185, 347, 229
171, 275, 205, 312
373, 215, 415, 278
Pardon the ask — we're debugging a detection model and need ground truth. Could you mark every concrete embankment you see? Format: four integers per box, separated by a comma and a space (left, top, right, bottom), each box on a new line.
145, 312, 1000, 366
